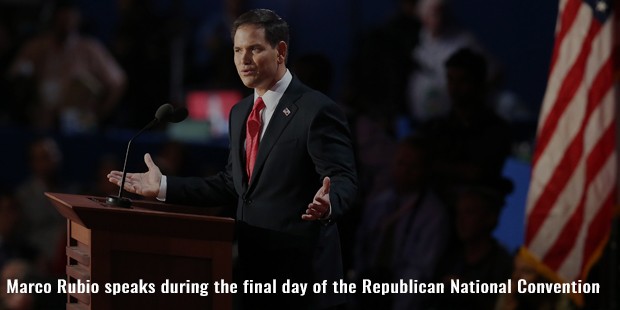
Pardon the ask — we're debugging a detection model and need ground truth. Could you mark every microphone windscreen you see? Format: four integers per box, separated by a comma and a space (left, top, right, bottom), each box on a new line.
169, 107, 188, 123
155, 103, 175, 121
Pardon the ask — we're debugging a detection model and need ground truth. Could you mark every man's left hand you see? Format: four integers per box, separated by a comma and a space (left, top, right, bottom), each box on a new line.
302, 177, 331, 221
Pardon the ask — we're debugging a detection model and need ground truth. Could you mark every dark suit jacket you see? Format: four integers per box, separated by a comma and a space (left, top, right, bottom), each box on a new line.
166, 77, 358, 309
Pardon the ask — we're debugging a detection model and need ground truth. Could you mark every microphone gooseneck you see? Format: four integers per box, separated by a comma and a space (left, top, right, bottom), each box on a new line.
106, 104, 187, 208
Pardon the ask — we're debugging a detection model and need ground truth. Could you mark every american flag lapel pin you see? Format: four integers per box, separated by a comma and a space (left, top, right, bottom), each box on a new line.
283, 107, 291, 116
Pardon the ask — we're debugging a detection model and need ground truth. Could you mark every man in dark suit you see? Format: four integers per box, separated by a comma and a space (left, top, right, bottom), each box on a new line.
108, 9, 357, 310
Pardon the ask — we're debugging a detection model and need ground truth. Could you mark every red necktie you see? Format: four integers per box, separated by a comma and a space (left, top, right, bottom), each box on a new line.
246, 97, 265, 179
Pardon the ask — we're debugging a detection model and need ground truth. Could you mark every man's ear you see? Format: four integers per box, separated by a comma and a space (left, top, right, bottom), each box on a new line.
276, 41, 287, 63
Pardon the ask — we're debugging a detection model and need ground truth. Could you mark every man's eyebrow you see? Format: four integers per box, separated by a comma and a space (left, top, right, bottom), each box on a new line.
235, 43, 264, 49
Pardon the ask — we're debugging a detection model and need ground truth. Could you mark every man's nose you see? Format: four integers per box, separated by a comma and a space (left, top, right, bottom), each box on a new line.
241, 51, 252, 64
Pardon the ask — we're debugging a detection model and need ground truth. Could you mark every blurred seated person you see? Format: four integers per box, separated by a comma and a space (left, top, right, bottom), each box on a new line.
16, 138, 74, 273
0, 258, 65, 310
0, 259, 35, 310
495, 253, 575, 310
0, 188, 38, 272
346, 0, 421, 135
8, 0, 125, 134
419, 48, 512, 203
407, 0, 483, 124
354, 135, 450, 310
433, 179, 514, 310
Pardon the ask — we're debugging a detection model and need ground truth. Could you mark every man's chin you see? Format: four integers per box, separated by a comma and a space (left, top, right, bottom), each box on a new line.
240, 79, 257, 89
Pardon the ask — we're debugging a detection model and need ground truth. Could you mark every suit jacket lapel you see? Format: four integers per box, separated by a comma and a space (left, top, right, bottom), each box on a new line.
232, 96, 253, 193
247, 78, 303, 188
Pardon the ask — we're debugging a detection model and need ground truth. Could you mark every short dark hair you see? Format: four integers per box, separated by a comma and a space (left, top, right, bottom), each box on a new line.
231, 9, 289, 48
445, 48, 488, 84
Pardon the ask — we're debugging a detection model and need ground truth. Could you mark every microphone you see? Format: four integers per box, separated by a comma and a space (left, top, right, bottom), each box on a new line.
106, 103, 188, 208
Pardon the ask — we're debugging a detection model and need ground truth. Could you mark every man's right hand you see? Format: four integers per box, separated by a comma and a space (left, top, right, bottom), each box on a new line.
107, 153, 162, 198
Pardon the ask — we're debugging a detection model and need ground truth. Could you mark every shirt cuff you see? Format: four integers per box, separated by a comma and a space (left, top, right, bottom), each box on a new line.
156, 175, 167, 201
321, 204, 332, 220
319, 204, 334, 226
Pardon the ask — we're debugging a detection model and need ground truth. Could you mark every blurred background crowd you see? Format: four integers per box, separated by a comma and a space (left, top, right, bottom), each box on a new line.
0, 0, 616, 309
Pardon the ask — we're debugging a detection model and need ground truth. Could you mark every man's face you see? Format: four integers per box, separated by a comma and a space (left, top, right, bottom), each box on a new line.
233, 24, 284, 95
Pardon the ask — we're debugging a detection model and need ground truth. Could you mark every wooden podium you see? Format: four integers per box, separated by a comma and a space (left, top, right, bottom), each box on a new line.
45, 193, 235, 310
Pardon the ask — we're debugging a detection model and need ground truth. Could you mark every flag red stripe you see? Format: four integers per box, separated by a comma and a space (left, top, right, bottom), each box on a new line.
531, 19, 601, 168
588, 56, 614, 109
548, 0, 584, 75
580, 187, 614, 274
525, 0, 616, 287
526, 127, 583, 244
525, 49, 611, 244
543, 191, 584, 271
542, 123, 615, 270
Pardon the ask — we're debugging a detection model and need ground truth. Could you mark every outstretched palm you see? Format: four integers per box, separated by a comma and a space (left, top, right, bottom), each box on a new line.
107, 153, 162, 198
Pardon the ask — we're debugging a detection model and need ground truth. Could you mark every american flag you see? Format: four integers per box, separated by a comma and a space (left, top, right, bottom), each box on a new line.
523, 0, 616, 304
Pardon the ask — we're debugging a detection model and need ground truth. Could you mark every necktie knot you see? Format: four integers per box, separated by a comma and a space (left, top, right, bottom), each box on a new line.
254, 96, 266, 111
247, 97, 265, 133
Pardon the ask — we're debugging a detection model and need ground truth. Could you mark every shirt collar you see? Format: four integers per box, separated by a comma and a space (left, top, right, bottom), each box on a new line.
254, 69, 292, 112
